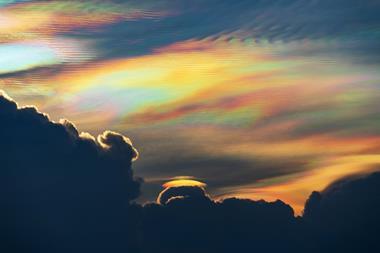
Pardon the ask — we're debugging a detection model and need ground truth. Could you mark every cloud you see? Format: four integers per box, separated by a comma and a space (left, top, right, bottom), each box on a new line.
157, 185, 211, 205
0, 91, 140, 252
143, 184, 299, 253
137, 150, 306, 200
303, 171, 380, 252
2, 0, 379, 65
0, 0, 168, 43
67, 0, 380, 63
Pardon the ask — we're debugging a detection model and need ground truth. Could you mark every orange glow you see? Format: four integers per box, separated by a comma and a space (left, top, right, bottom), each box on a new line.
219, 154, 380, 215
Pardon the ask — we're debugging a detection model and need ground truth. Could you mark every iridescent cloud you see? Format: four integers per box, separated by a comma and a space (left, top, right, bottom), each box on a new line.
0, 38, 95, 75
0, 0, 169, 42
1, 0, 380, 214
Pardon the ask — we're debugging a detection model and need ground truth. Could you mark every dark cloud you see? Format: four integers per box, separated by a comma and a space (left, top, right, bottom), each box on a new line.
303, 172, 380, 252
0, 91, 140, 252
157, 185, 211, 205
143, 185, 299, 253
0, 67, 56, 79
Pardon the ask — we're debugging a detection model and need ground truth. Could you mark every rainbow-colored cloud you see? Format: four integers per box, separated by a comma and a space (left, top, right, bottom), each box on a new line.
1, 0, 380, 214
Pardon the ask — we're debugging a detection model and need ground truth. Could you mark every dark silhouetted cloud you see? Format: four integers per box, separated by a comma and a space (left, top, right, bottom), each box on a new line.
303, 171, 380, 252
142, 184, 299, 253
0, 91, 140, 252
157, 185, 211, 205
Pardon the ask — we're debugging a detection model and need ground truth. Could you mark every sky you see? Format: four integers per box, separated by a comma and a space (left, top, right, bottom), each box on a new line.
1, 0, 380, 214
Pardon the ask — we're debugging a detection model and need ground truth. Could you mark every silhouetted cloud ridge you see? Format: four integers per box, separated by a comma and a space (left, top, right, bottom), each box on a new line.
0, 91, 140, 252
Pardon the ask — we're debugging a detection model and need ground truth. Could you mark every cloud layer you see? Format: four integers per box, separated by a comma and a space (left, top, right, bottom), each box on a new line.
1, 0, 380, 214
